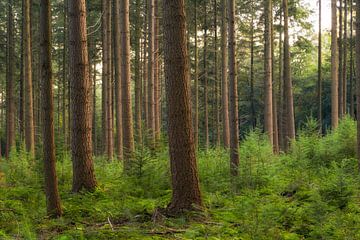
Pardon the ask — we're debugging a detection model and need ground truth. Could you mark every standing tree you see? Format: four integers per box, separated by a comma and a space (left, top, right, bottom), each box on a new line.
264, 0, 274, 146
194, 0, 199, 149
228, 0, 239, 176
120, 0, 135, 167
68, 0, 97, 192
114, 0, 123, 160
331, 0, 339, 128
148, 0, 156, 146
6, 0, 15, 158
221, 0, 230, 148
163, 0, 203, 214
40, 0, 62, 217
356, 0, 360, 171
317, 0, 322, 132
24, 0, 35, 156
342, 0, 348, 115
282, 0, 295, 150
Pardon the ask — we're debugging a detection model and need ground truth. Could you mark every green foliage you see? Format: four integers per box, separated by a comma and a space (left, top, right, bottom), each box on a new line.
1, 120, 360, 239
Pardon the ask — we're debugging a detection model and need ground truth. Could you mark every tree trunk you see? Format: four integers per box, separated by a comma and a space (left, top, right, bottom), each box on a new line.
68, 0, 97, 192
331, 0, 339, 128
24, 0, 35, 156
120, 0, 135, 166
148, 0, 156, 146
221, 0, 230, 148
163, 0, 203, 214
282, 0, 295, 150
194, 0, 199, 149
40, 0, 62, 217
339, 0, 344, 118
342, 0, 348, 115
204, 3, 209, 150
317, 0, 322, 132
350, 0, 354, 118
154, 0, 161, 142
264, 0, 273, 146
214, 0, 220, 147
114, 0, 123, 160
6, 0, 15, 158
228, 0, 239, 176
355, 0, 360, 172
250, 12, 256, 129
271, 6, 279, 153
134, 0, 142, 145
19, 0, 25, 141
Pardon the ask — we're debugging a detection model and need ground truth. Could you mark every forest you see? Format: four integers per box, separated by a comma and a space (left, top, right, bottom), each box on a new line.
1, 0, 360, 239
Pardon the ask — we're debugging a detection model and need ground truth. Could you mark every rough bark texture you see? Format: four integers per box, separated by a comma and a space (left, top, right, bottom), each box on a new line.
6, 0, 15, 158
68, 0, 97, 192
24, 0, 35, 156
154, 0, 161, 142
282, 0, 295, 150
339, 0, 344, 118
342, 0, 348, 115
214, 0, 220, 147
221, 0, 230, 148
114, 0, 124, 160
120, 0, 135, 166
264, 0, 274, 146
331, 0, 339, 129
350, 0, 354, 118
163, 0, 203, 214
204, 4, 209, 150
228, 0, 239, 176
194, 0, 199, 149
40, 0, 62, 217
134, 0, 142, 144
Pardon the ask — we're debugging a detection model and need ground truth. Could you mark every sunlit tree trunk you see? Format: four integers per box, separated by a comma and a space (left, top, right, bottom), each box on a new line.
331, 0, 339, 128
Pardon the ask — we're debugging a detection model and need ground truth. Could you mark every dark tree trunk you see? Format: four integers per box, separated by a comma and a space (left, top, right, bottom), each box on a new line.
163, 0, 203, 214
68, 0, 97, 192
40, 0, 62, 217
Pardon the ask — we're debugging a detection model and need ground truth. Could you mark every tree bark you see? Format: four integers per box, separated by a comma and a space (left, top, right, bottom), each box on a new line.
228, 0, 239, 176
194, 0, 199, 149
40, 0, 62, 217
331, 0, 339, 128
350, 0, 354, 118
163, 0, 203, 214
24, 0, 35, 156
282, 0, 295, 150
342, 0, 348, 115
148, 0, 156, 146
355, 0, 360, 172
221, 0, 230, 148
264, 0, 274, 146
6, 0, 15, 158
68, 0, 97, 192
339, 0, 344, 118
120, 0, 135, 166
204, 3, 209, 150
317, 0, 322, 132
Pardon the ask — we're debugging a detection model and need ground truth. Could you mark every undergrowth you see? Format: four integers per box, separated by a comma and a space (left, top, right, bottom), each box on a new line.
1, 118, 360, 239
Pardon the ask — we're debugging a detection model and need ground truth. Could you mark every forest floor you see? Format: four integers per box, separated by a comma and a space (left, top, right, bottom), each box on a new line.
1, 119, 360, 239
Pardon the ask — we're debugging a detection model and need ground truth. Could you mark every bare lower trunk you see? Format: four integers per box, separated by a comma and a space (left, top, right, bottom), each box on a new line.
331, 0, 339, 128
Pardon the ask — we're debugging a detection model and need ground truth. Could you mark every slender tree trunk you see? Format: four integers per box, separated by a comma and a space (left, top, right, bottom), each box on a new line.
134, 0, 142, 145
40, 0, 62, 217
264, 0, 273, 146
214, 0, 220, 147
163, 0, 202, 214
317, 0, 322, 132
62, 0, 68, 148
92, 62, 97, 154
355, 0, 360, 172
204, 4, 209, 149
106, 1, 113, 160
350, 0, 354, 118
221, 0, 230, 148
331, 0, 339, 128
19, 0, 25, 141
154, 0, 161, 142
148, 0, 156, 146
271, 7, 279, 153
120, 0, 135, 166
339, 0, 344, 118
68, 0, 97, 192
6, 0, 15, 158
24, 0, 35, 156
282, 0, 295, 150
143, 7, 149, 129
278, 7, 284, 150
250, 12, 256, 129
114, 0, 123, 160
342, 0, 348, 115
228, 0, 239, 176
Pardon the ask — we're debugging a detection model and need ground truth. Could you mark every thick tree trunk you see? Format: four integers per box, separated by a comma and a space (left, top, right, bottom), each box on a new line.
134, 0, 142, 145
194, 0, 199, 149
228, 0, 239, 176
264, 0, 273, 146
282, 0, 295, 150
24, 0, 35, 156
68, 0, 97, 192
342, 0, 348, 115
40, 0, 62, 217
114, 0, 123, 161
163, 0, 203, 214
6, 0, 15, 158
221, 0, 230, 148
120, 0, 135, 166
331, 0, 339, 128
